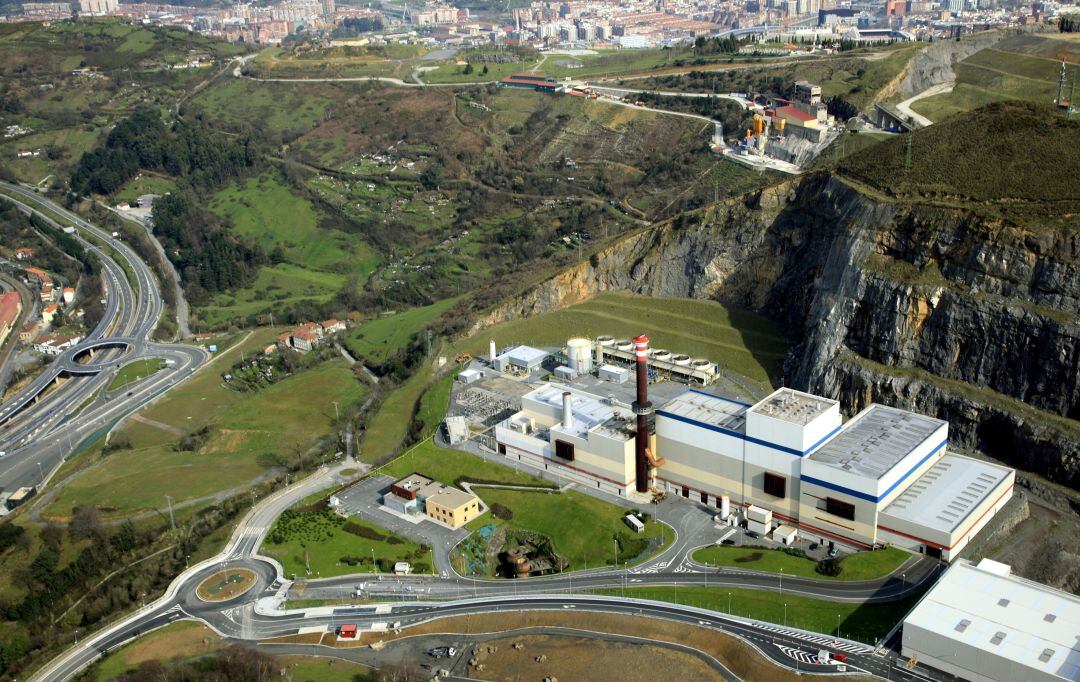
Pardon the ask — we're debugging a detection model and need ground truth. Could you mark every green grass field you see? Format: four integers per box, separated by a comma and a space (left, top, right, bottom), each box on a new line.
911, 35, 1078, 121
45, 331, 368, 518
112, 175, 177, 205
345, 298, 460, 366
197, 263, 347, 327
209, 173, 376, 274
593, 586, 919, 643
454, 292, 791, 390
262, 512, 430, 579
466, 487, 672, 572
380, 439, 553, 488
691, 545, 910, 581
107, 358, 167, 392
191, 78, 337, 135
360, 361, 435, 464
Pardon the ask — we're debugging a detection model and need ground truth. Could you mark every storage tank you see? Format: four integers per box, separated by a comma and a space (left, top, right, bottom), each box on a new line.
651, 349, 672, 363
566, 337, 593, 373
673, 354, 692, 366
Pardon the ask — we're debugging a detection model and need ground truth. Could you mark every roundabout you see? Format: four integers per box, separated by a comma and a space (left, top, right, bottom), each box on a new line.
195, 567, 258, 602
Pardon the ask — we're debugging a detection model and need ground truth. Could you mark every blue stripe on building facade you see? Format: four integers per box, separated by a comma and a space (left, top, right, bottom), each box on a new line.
800, 439, 949, 503
657, 409, 819, 457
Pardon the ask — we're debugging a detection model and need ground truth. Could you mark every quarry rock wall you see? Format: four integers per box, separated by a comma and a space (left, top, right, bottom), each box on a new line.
474, 172, 1080, 487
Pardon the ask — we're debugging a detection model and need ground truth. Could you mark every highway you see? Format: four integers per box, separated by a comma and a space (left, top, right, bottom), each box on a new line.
0, 182, 208, 494
32, 456, 949, 682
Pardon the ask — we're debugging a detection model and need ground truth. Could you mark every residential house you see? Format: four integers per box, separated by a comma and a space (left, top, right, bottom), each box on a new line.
41, 303, 59, 327
34, 332, 81, 355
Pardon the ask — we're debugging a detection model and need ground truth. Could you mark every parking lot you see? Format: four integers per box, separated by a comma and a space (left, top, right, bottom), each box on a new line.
333, 475, 470, 561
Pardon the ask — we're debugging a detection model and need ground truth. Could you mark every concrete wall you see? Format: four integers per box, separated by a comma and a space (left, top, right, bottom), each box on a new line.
901, 623, 1057, 682
797, 478, 880, 547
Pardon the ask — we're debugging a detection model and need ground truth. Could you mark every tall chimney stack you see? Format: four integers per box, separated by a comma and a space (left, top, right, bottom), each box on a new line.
489, 339, 497, 363
562, 391, 573, 430
632, 335, 652, 493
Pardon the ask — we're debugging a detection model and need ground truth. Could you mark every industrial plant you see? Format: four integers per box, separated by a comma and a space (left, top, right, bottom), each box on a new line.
451, 334, 1019, 559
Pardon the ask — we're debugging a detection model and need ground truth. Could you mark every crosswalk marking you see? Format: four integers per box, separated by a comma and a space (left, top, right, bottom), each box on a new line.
776, 644, 823, 665
757, 624, 870, 653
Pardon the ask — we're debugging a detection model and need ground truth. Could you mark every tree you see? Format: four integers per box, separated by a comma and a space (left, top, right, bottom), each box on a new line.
69, 505, 102, 540
482, 63, 489, 75
463, 62, 474, 75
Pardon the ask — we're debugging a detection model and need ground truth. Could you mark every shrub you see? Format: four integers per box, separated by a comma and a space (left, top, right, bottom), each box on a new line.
387, 536, 403, 545
491, 502, 513, 521
343, 521, 386, 541
816, 557, 843, 577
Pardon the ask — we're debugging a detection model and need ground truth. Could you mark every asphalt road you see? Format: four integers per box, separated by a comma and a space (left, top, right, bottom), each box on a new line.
31, 455, 950, 682
0, 183, 208, 493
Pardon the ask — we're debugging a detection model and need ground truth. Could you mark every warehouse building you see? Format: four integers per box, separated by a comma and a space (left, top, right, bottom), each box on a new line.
902, 558, 1080, 681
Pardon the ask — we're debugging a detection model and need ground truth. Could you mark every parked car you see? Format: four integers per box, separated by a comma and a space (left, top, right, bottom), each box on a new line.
827, 547, 839, 558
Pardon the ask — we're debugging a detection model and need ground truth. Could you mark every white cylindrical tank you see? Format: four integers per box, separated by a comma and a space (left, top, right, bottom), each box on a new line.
562, 391, 573, 429
673, 354, 692, 366
489, 339, 497, 362
566, 337, 593, 373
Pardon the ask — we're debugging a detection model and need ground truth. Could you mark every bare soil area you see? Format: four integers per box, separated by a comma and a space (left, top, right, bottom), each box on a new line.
460, 633, 724, 681
267, 611, 874, 682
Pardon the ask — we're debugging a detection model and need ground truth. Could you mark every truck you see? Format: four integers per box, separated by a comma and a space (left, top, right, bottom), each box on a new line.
338, 624, 358, 639
818, 650, 847, 665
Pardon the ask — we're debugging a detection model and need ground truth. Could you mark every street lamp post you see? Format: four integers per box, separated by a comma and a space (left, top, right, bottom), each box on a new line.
779, 567, 783, 597
371, 548, 375, 574
784, 602, 787, 627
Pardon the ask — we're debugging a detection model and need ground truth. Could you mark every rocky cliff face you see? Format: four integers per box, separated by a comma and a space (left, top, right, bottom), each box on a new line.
474, 173, 1080, 488
881, 30, 1005, 101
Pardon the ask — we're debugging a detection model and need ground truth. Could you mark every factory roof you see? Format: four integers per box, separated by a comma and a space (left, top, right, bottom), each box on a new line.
748, 388, 837, 426
881, 453, 1013, 534
528, 384, 634, 441
498, 345, 548, 366
657, 389, 747, 433
807, 404, 945, 480
903, 558, 1080, 681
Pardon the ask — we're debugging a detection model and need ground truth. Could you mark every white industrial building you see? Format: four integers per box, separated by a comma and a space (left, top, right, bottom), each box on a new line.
483, 335, 1014, 556
902, 558, 1080, 681
492, 345, 548, 373
494, 384, 639, 495
496, 382, 1014, 555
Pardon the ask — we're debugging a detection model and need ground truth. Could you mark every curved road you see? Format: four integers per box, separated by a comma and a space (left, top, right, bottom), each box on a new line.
0, 183, 208, 493
33, 457, 945, 682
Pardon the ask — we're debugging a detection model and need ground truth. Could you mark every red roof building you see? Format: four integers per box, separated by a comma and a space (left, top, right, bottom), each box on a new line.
0, 292, 21, 344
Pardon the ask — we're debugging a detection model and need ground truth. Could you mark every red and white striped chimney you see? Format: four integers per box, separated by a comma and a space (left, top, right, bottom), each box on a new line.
632, 335, 652, 494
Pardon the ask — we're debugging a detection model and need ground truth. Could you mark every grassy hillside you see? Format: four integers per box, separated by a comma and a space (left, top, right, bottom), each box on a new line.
43, 331, 367, 519
0, 21, 247, 184
911, 34, 1080, 122
838, 101, 1080, 224
454, 291, 792, 390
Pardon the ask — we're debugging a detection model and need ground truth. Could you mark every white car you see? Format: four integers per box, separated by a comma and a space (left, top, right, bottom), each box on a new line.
0, 451, 6, 457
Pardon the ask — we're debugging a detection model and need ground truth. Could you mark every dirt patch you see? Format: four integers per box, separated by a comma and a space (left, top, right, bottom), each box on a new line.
464, 633, 723, 681
303, 611, 873, 682
196, 568, 258, 601
734, 552, 764, 563
117, 621, 222, 667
